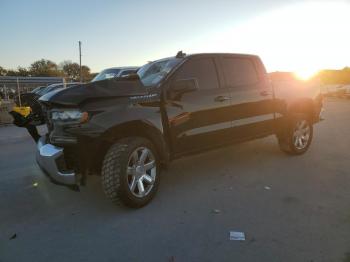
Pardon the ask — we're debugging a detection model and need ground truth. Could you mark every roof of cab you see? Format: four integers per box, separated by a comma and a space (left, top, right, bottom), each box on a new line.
105, 66, 139, 70
185, 53, 260, 59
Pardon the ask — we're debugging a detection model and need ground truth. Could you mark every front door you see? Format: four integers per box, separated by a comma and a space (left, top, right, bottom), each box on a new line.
165, 56, 233, 155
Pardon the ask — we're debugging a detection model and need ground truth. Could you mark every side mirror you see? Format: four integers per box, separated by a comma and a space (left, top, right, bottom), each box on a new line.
170, 78, 198, 94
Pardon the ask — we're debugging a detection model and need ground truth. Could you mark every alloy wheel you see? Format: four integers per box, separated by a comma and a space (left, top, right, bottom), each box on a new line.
293, 120, 311, 150
126, 147, 157, 198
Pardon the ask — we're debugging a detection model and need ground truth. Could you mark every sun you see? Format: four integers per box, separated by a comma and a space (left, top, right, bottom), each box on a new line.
294, 69, 318, 81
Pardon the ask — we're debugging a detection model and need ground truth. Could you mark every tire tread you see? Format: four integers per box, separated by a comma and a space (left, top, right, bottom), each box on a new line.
101, 137, 159, 208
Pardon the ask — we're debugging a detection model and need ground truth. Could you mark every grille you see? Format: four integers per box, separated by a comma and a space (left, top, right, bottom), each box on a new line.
40, 103, 53, 133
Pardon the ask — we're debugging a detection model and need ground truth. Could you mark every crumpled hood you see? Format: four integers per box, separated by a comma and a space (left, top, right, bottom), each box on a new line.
39, 78, 148, 106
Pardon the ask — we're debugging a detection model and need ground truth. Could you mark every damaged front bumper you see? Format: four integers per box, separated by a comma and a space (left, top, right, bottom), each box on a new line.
36, 137, 77, 186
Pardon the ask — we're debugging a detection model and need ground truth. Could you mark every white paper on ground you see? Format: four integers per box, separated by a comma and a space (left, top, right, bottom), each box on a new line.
229, 231, 245, 241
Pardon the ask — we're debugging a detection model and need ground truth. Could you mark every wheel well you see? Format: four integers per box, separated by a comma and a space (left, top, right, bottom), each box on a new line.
276, 99, 316, 139
96, 121, 170, 169
287, 99, 315, 120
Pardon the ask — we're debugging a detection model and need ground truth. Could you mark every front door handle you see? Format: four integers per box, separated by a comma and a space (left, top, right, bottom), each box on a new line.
215, 96, 231, 102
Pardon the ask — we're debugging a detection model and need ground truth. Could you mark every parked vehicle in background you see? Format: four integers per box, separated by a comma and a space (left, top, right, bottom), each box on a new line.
0, 86, 15, 99
31, 86, 46, 94
10, 82, 81, 134
325, 84, 350, 98
324, 84, 344, 97
34, 82, 80, 97
91, 67, 139, 82
35, 52, 323, 208
341, 84, 350, 98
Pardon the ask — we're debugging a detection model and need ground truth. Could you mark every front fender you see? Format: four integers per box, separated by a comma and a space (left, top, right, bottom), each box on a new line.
73, 101, 169, 166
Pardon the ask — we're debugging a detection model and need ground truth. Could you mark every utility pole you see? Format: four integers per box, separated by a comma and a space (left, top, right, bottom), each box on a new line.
16, 78, 21, 107
3, 85, 8, 101
79, 41, 82, 82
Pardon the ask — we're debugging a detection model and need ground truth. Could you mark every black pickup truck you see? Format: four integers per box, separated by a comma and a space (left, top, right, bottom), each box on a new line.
36, 52, 323, 208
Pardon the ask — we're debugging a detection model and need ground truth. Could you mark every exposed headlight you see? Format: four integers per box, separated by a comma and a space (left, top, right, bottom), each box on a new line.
51, 110, 88, 123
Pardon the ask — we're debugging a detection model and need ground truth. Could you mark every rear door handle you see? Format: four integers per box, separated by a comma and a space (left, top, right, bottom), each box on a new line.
215, 96, 231, 102
260, 90, 270, 96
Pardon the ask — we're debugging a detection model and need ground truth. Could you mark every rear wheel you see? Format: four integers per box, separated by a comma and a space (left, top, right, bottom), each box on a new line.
101, 137, 160, 208
278, 114, 313, 155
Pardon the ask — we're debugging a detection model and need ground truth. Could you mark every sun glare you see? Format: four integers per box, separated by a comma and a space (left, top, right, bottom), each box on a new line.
186, 2, 350, 74
294, 69, 318, 81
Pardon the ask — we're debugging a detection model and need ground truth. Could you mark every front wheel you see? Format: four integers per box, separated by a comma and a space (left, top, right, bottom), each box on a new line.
101, 137, 160, 208
278, 114, 313, 155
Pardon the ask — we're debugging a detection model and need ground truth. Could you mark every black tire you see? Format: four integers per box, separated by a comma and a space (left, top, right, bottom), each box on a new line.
278, 114, 313, 155
101, 137, 160, 208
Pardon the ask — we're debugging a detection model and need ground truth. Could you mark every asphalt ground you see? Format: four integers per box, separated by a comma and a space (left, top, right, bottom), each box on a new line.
0, 98, 349, 262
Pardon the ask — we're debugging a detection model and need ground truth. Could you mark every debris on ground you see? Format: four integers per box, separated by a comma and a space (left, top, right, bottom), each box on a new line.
9, 233, 17, 240
229, 231, 245, 241
249, 237, 256, 243
212, 209, 221, 214
32, 182, 38, 187
264, 186, 271, 190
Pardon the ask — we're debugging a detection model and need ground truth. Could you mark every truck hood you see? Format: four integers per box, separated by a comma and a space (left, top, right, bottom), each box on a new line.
39, 78, 148, 106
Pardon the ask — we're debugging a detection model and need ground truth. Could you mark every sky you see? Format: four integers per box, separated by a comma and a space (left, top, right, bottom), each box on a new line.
1, 0, 350, 77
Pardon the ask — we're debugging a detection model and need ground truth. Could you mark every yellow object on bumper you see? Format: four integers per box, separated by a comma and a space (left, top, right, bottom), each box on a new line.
12, 106, 31, 117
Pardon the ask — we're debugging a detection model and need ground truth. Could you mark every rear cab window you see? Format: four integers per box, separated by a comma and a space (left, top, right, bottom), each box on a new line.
221, 57, 259, 89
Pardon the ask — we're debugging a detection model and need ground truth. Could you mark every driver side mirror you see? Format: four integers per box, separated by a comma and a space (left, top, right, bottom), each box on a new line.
170, 78, 199, 94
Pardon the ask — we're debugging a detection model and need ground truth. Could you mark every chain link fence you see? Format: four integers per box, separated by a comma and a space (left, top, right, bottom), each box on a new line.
0, 76, 65, 125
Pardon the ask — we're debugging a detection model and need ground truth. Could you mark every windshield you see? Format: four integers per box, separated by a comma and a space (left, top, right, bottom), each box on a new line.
37, 84, 60, 96
137, 58, 182, 87
92, 68, 121, 82
31, 86, 45, 94
119, 69, 137, 77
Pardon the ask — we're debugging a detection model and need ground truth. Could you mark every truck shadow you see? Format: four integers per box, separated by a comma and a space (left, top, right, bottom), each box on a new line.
81, 135, 289, 212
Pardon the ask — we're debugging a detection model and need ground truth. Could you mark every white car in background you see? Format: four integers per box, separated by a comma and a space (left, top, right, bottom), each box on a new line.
342, 84, 350, 98
91, 67, 139, 82
323, 84, 344, 97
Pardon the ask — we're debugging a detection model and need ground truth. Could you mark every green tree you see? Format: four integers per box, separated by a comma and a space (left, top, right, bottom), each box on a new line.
318, 69, 350, 84
6, 69, 19, 76
29, 59, 60, 77
81, 65, 91, 82
1, 60, 94, 81
0, 66, 7, 76
60, 61, 92, 82
61, 61, 80, 81
17, 67, 30, 76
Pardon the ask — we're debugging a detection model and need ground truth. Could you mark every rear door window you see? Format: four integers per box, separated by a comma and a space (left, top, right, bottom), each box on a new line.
222, 57, 258, 88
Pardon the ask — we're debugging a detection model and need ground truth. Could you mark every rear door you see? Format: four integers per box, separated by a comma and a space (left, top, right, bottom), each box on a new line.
165, 56, 233, 154
220, 56, 275, 140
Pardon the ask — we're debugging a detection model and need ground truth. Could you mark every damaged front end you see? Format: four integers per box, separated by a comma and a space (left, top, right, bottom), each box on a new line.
36, 133, 103, 191
35, 77, 148, 189
36, 137, 79, 190
36, 102, 100, 190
